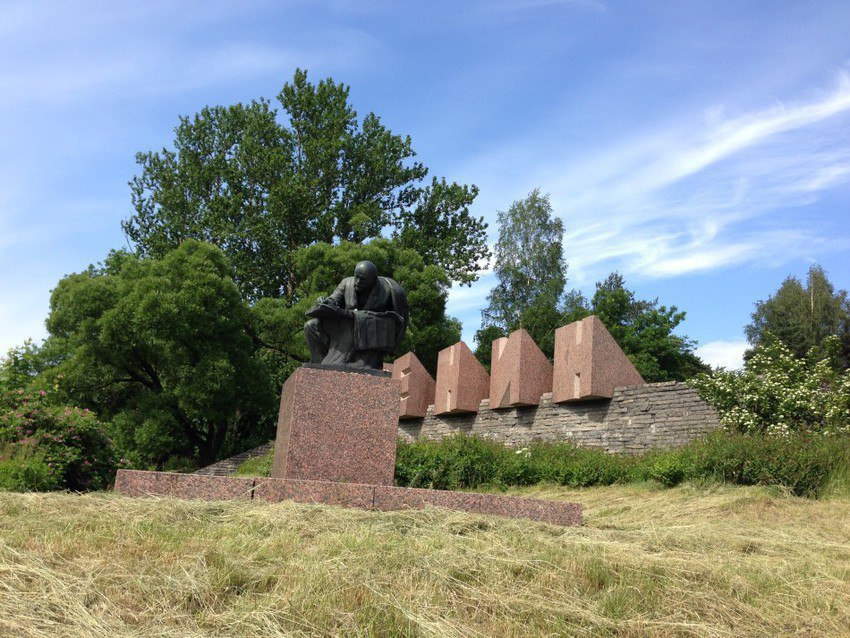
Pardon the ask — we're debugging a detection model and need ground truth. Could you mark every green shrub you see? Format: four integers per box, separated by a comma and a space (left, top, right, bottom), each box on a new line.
526, 442, 634, 487
690, 336, 850, 436
237, 431, 848, 498
0, 389, 121, 491
394, 435, 520, 490
643, 452, 687, 487
0, 445, 58, 491
680, 431, 849, 497
395, 436, 641, 490
394, 432, 849, 498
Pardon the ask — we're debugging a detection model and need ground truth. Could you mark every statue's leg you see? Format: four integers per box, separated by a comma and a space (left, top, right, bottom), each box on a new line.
304, 318, 329, 363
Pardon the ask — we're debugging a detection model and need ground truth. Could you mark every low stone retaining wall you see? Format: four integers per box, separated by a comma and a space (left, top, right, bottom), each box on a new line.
116, 470, 583, 527
398, 381, 719, 453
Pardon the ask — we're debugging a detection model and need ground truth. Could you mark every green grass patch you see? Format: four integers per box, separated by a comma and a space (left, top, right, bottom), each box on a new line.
234, 451, 274, 477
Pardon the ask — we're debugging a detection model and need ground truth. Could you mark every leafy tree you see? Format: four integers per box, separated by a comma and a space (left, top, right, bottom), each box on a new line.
475, 189, 568, 363
745, 264, 849, 368
470, 191, 707, 381
585, 273, 708, 382
392, 178, 486, 288
44, 241, 276, 469
691, 335, 850, 435
480, 267, 707, 381
123, 69, 489, 300
0, 340, 60, 395
251, 238, 461, 379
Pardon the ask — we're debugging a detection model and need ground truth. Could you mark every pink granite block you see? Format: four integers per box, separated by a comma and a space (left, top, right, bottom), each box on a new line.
489, 328, 553, 409
254, 478, 376, 509
114, 469, 180, 497
374, 486, 583, 527
476, 493, 582, 526
271, 366, 399, 485
392, 352, 436, 419
113, 470, 255, 501
553, 315, 644, 402
115, 471, 584, 527
433, 341, 490, 415
251, 477, 289, 502
170, 474, 255, 501
373, 485, 482, 513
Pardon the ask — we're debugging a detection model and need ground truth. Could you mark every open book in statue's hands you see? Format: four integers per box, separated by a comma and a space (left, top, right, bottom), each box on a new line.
305, 301, 354, 319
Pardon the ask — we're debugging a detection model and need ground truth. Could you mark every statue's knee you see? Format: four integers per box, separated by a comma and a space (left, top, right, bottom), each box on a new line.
305, 318, 324, 345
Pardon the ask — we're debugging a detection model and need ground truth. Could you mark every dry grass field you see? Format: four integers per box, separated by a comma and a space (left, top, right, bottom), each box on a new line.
1, 483, 848, 637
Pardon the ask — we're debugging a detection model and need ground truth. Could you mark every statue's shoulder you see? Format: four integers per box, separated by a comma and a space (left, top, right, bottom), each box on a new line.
378, 276, 403, 291
338, 276, 355, 288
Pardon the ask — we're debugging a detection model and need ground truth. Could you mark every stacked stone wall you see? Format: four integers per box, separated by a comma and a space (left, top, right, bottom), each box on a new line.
397, 381, 719, 453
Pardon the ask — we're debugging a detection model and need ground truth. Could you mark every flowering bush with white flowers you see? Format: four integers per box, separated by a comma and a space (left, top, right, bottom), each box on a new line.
690, 335, 850, 436
0, 389, 122, 491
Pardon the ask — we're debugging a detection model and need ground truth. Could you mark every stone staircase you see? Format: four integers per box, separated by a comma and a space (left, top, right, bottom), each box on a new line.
194, 441, 275, 476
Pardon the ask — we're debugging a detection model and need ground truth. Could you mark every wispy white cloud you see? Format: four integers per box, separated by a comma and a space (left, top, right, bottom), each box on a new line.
629, 74, 850, 193
446, 273, 496, 343
695, 340, 748, 370
447, 274, 494, 312
0, 2, 383, 107
554, 72, 850, 209
0, 39, 379, 107
537, 72, 850, 284
794, 163, 850, 192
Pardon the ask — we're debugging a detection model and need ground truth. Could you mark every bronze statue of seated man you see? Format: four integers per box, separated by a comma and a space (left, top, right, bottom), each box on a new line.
304, 260, 409, 370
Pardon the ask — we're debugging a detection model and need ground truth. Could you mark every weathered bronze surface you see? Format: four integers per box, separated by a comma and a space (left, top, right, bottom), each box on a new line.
304, 261, 409, 370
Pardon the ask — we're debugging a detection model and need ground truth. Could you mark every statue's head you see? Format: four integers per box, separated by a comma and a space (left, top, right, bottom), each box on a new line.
353, 260, 378, 293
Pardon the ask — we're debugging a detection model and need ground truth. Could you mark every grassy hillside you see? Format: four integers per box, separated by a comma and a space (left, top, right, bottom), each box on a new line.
1, 484, 848, 637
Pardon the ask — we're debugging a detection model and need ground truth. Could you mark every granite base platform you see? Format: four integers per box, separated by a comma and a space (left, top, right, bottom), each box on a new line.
114, 469, 582, 527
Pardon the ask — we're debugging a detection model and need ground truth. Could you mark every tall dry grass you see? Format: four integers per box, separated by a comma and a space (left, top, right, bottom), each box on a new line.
1, 483, 848, 637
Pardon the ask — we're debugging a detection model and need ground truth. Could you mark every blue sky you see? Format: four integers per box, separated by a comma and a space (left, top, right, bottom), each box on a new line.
1, 0, 849, 369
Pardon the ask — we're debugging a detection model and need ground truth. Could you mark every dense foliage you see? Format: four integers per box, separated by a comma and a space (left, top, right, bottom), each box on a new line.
472, 189, 706, 379
691, 335, 850, 436
476, 190, 567, 363
0, 340, 54, 395
124, 69, 489, 299
577, 273, 709, 381
251, 238, 460, 380
44, 240, 276, 468
394, 432, 850, 498
0, 389, 120, 491
477, 269, 707, 381
745, 264, 849, 368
